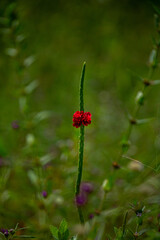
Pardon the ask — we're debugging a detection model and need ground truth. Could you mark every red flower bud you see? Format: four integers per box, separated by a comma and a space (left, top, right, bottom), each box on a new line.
73, 111, 83, 128
82, 112, 91, 126
73, 111, 91, 128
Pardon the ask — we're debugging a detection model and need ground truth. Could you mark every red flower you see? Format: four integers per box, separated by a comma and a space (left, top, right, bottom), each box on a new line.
73, 111, 83, 128
82, 112, 91, 126
73, 111, 91, 128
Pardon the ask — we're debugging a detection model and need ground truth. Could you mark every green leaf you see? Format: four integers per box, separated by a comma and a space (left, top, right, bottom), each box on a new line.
58, 219, 69, 240
40, 154, 53, 165
135, 91, 144, 105
149, 49, 157, 66
23, 56, 35, 67
27, 170, 38, 186
33, 111, 52, 124
15, 223, 19, 230
17, 227, 29, 231
24, 80, 39, 94
136, 118, 154, 125
0, 232, 5, 238
70, 237, 77, 240
5, 48, 18, 57
26, 133, 35, 147
50, 225, 58, 240
151, 80, 160, 85
16, 34, 25, 43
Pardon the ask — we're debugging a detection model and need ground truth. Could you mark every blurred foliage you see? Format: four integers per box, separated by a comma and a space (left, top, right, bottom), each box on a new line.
0, 0, 160, 239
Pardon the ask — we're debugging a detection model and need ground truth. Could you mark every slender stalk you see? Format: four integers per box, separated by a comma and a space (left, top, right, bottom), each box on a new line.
136, 223, 139, 233
76, 125, 85, 195
122, 211, 128, 237
98, 191, 106, 212
80, 62, 86, 112
75, 62, 86, 224
117, 38, 160, 162
77, 206, 85, 224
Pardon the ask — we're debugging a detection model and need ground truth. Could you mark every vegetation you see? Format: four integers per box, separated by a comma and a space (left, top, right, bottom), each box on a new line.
0, 0, 160, 239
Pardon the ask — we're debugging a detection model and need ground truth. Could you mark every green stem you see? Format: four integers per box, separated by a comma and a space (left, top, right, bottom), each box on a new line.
77, 206, 85, 224
98, 191, 106, 212
75, 62, 86, 224
122, 211, 128, 237
117, 37, 160, 162
80, 62, 86, 112
76, 125, 84, 195
136, 223, 139, 233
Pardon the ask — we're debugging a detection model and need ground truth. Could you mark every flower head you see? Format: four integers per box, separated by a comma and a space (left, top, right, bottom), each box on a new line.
75, 193, 87, 206
41, 190, 48, 198
0, 229, 6, 234
88, 213, 94, 219
73, 111, 91, 128
82, 112, 91, 126
0, 229, 9, 238
73, 111, 83, 128
9, 229, 15, 235
80, 182, 93, 194
75, 182, 93, 207
11, 121, 19, 129
4, 230, 9, 238
130, 201, 145, 217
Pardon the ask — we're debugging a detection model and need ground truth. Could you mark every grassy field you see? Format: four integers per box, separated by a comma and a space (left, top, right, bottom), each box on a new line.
0, 0, 160, 239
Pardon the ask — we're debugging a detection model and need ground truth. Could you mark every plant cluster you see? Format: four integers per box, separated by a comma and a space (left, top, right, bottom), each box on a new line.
0, 1, 160, 240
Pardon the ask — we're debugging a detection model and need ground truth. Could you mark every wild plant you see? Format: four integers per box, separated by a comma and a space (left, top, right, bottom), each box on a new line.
1, 2, 160, 240
67, 4, 160, 240
0, 1, 52, 236
94, 5, 160, 240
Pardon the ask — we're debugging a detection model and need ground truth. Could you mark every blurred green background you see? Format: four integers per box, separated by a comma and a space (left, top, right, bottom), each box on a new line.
0, 0, 160, 239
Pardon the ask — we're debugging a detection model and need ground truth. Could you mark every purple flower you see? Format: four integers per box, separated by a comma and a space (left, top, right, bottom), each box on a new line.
11, 121, 19, 129
80, 182, 93, 194
74, 182, 94, 207
9, 229, 15, 235
0, 229, 9, 238
75, 193, 87, 206
42, 190, 48, 198
89, 213, 94, 219
0, 229, 6, 234
4, 230, 9, 238
136, 212, 142, 217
